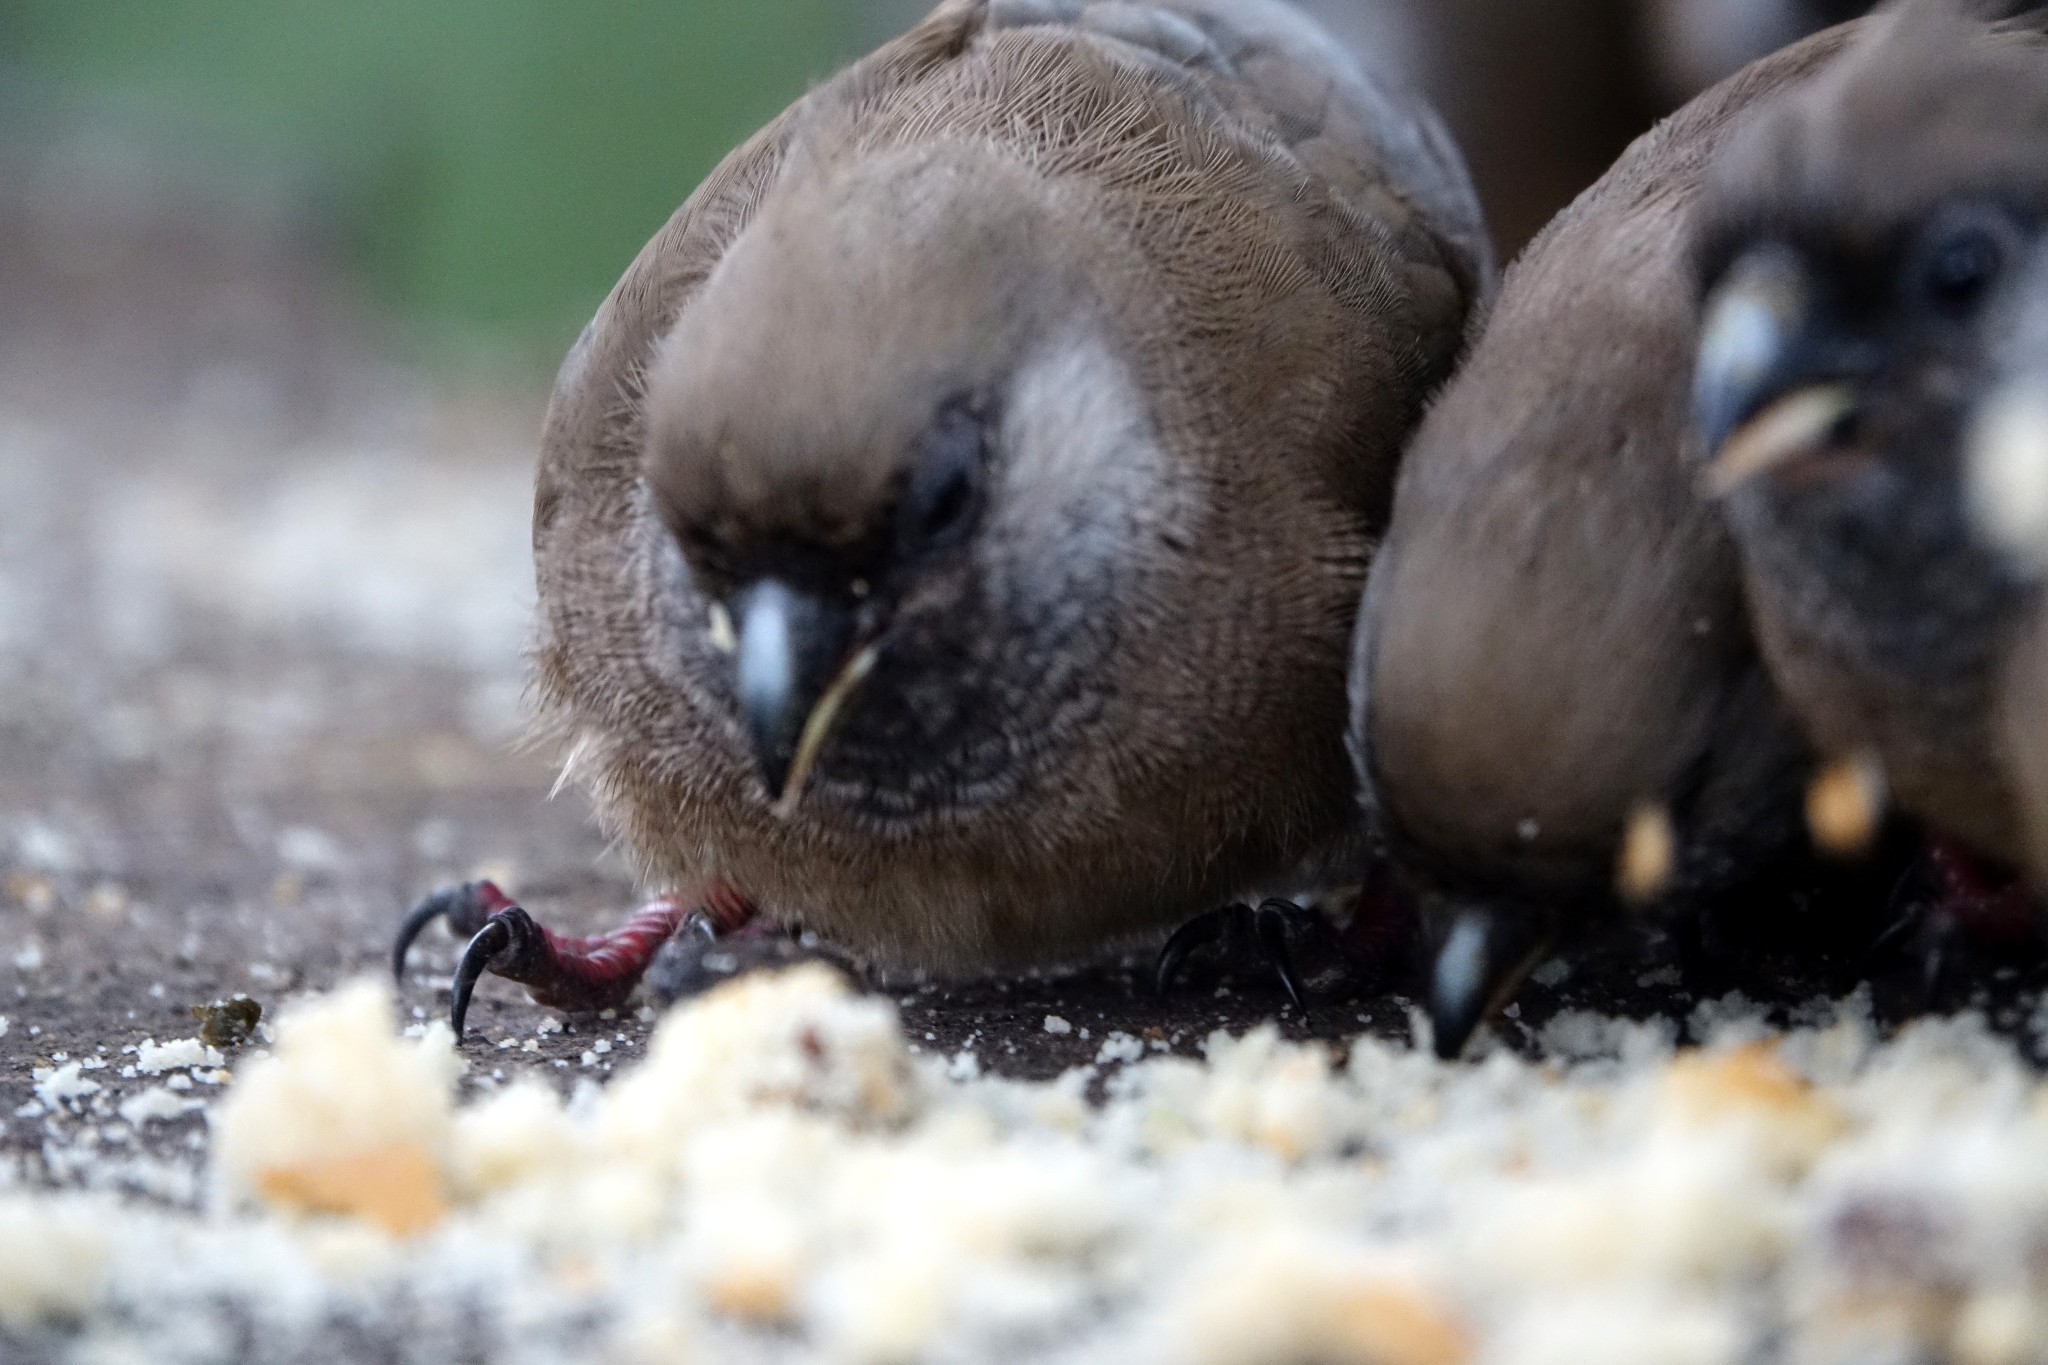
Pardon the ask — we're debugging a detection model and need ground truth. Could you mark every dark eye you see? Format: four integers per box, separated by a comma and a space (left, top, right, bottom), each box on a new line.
1910, 205, 2021, 317
899, 399, 989, 553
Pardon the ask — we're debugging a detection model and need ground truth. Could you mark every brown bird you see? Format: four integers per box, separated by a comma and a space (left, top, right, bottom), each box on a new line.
393, 0, 1490, 1033
1691, 4, 2048, 916
1351, 22, 1863, 1059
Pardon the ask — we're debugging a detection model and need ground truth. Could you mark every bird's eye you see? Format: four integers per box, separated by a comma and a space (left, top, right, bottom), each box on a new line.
899, 399, 989, 554
1909, 205, 2021, 317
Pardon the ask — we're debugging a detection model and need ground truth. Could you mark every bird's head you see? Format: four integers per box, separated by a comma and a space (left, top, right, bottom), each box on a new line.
640, 145, 1174, 822
1691, 3, 2048, 656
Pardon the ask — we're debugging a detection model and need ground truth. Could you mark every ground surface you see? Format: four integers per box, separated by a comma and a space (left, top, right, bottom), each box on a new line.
6, 182, 2048, 1365
5, 166, 2048, 1170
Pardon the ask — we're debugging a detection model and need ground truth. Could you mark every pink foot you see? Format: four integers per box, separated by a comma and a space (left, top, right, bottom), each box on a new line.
392, 879, 756, 1038
1922, 840, 2039, 946
1877, 839, 2043, 1001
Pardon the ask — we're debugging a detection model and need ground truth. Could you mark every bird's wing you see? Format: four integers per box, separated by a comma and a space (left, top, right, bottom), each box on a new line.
978, 0, 1491, 316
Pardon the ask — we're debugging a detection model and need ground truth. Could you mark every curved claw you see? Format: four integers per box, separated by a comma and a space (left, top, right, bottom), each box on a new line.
450, 908, 539, 1041
393, 886, 462, 980
393, 880, 508, 980
1154, 907, 1236, 997
1253, 899, 1309, 1014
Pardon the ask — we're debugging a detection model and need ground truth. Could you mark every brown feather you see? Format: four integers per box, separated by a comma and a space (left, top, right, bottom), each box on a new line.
1353, 23, 1861, 912
530, 0, 1488, 971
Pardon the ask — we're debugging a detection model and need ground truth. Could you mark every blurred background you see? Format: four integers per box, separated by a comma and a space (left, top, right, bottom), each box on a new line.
0, 0, 1873, 1078
2, 0, 1873, 374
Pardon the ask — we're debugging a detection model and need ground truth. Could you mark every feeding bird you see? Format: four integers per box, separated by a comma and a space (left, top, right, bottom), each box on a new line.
1351, 21, 1864, 1059
1691, 1, 2048, 954
393, 0, 1490, 1034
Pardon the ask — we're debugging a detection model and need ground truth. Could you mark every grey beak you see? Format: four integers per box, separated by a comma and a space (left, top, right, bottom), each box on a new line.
1694, 245, 1813, 457
1426, 901, 1551, 1060
733, 579, 858, 801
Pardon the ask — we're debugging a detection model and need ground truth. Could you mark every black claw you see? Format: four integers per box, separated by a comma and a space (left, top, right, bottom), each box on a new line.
1918, 918, 1955, 1005
393, 887, 456, 980
1154, 900, 1320, 1011
1154, 907, 1237, 997
392, 882, 494, 981
1427, 904, 1549, 1061
1253, 899, 1309, 1014
645, 911, 817, 1004
449, 907, 540, 1041
1864, 869, 1927, 963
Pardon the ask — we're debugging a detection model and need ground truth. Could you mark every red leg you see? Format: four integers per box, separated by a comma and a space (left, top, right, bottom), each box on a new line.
1923, 839, 2039, 947
392, 879, 757, 1038
1334, 863, 1423, 989
1877, 838, 2045, 1001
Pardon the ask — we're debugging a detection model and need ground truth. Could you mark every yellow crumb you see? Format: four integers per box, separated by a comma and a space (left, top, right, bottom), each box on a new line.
1664, 1042, 1846, 1172
1327, 1282, 1473, 1365
214, 978, 460, 1219
703, 1264, 796, 1326
1616, 802, 1677, 904
1806, 753, 1887, 857
1666, 1043, 1808, 1116
254, 1143, 447, 1238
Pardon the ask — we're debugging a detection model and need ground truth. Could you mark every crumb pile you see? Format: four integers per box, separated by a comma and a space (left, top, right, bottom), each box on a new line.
3, 967, 2046, 1364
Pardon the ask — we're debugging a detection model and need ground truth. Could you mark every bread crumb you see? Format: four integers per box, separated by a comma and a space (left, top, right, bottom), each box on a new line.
6, 967, 2047, 1361
1173, 1236, 1467, 1365
1806, 753, 1887, 858
0, 1194, 111, 1329
133, 1038, 227, 1074
32, 1062, 102, 1111
214, 978, 459, 1230
1616, 802, 1676, 904
254, 1143, 448, 1237
116, 1087, 203, 1127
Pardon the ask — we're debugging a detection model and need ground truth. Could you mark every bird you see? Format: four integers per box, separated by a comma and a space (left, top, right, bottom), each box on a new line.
1350, 20, 1864, 1060
1690, 2, 2048, 936
393, 0, 1492, 1035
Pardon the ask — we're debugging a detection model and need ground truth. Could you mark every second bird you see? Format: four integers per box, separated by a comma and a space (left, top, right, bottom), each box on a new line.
1352, 21, 1863, 1058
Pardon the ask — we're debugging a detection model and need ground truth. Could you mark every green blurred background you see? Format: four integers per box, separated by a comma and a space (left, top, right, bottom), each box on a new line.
2, 1, 872, 367
0, 0, 1866, 378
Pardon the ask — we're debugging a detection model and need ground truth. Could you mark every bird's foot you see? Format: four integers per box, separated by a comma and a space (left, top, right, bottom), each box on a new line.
1424, 903, 1552, 1061
1332, 866, 1423, 991
644, 914, 822, 1003
1153, 898, 1324, 1013
392, 880, 756, 1038
1869, 839, 2041, 1006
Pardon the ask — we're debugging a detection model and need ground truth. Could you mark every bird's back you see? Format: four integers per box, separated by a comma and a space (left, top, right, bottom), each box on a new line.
1355, 22, 1859, 900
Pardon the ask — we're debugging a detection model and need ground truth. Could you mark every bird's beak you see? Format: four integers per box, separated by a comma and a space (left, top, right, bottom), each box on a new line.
1694, 247, 1859, 494
1703, 384, 1858, 496
1425, 899, 1551, 1060
732, 579, 878, 814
